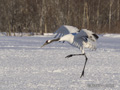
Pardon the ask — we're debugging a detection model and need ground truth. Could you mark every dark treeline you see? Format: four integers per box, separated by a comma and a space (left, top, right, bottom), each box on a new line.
0, 0, 120, 36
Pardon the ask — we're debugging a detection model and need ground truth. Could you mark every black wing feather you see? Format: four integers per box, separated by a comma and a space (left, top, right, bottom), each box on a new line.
92, 34, 99, 40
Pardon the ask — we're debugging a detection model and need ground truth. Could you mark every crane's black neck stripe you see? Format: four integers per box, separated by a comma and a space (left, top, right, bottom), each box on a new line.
51, 38, 60, 43
92, 34, 99, 40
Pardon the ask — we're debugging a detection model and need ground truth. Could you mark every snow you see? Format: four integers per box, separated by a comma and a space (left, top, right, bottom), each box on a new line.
103, 34, 120, 38
0, 34, 120, 90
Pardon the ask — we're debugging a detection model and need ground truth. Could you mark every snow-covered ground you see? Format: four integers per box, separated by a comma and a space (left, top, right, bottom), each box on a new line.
0, 34, 120, 90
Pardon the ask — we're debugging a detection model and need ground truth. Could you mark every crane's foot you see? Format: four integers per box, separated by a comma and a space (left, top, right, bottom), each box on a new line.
80, 70, 84, 78
65, 54, 73, 58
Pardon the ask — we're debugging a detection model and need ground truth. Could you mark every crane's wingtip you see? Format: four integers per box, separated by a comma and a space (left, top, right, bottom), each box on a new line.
92, 34, 99, 40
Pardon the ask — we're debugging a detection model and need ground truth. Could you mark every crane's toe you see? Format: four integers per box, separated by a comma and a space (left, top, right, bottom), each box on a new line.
65, 54, 73, 58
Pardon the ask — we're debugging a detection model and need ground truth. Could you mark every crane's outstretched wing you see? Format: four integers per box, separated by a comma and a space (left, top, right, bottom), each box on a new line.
73, 29, 99, 50
75, 29, 99, 41
54, 25, 79, 38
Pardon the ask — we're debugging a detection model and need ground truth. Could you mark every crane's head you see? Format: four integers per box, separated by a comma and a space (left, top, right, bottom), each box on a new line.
41, 38, 60, 48
41, 40, 51, 48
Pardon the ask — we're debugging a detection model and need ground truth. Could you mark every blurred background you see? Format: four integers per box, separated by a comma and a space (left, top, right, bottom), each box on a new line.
0, 0, 120, 36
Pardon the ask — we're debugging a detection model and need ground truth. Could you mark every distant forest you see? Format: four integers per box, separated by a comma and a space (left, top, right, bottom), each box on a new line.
0, 0, 120, 36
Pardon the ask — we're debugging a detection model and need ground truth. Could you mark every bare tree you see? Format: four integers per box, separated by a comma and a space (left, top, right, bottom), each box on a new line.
117, 0, 120, 21
109, 0, 114, 30
0, 0, 120, 35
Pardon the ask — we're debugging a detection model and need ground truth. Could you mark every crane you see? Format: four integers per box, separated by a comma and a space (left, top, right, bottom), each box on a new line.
41, 25, 99, 78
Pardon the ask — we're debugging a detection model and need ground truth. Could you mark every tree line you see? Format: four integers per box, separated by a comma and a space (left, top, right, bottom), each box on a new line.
0, 0, 120, 36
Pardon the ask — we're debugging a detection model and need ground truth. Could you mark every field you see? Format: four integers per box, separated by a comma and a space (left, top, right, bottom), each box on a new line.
0, 34, 120, 90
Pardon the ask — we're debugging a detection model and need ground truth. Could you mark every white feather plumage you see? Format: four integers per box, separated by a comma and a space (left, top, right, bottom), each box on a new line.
54, 25, 98, 53
54, 25, 79, 38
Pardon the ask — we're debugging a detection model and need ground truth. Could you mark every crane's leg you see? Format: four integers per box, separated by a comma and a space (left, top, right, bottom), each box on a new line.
65, 53, 88, 78
80, 54, 88, 78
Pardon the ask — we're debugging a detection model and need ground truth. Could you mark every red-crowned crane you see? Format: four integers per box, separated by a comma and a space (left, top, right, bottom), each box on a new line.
41, 25, 99, 78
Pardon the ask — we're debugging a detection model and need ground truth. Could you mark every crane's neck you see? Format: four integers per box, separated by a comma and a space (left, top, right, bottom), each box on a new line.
49, 38, 60, 43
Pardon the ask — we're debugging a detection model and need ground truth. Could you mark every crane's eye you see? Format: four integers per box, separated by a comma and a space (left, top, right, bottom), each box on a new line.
46, 40, 51, 44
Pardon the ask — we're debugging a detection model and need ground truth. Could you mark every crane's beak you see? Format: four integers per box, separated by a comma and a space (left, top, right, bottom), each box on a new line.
41, 42, 48, 48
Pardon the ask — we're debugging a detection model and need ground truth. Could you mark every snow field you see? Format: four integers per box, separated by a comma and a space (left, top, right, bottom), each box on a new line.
0, 34, 120, 90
